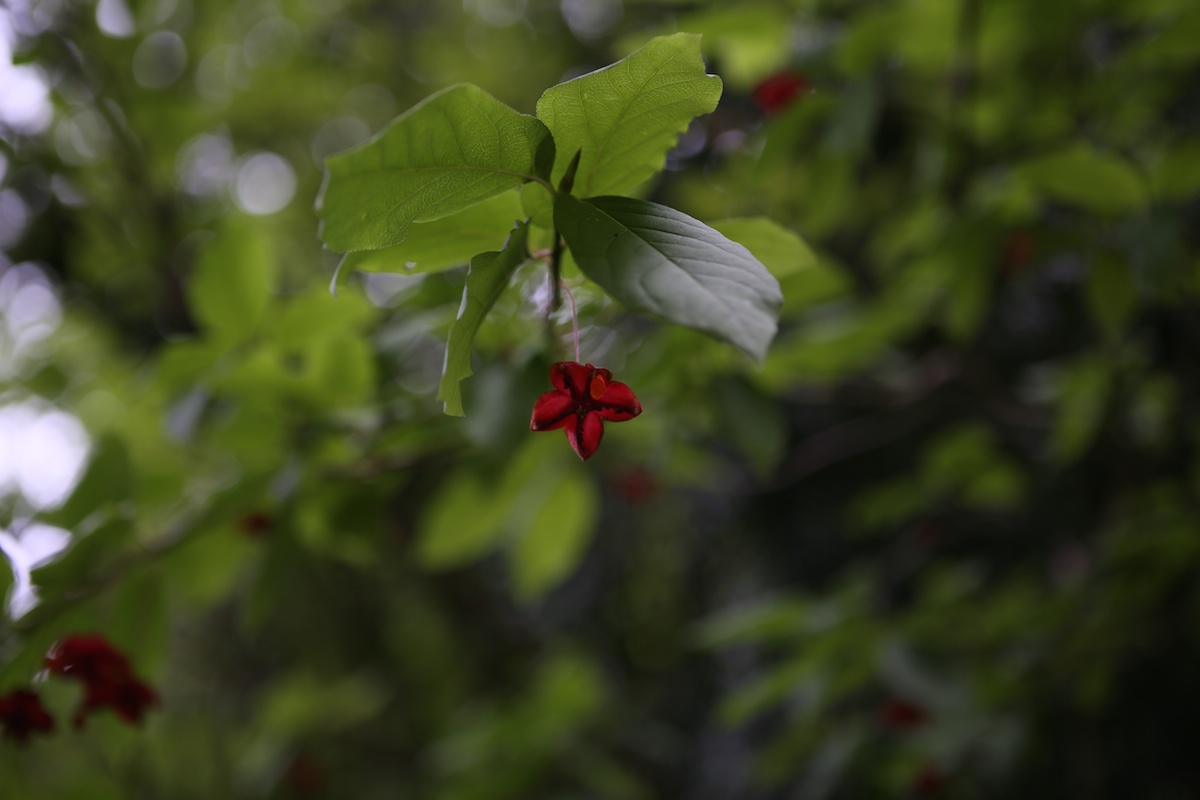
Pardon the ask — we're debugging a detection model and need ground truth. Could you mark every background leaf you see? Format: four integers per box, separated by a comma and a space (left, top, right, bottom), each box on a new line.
511, 469, 597, 600
622, 7, 793, 87
189, 218, 276, 345
318, 84, 553, 252
536, 33, 721, 198
416, 473, 511, 568
710, 217, 818, 279
438, 221, 530, 417
1015, 145, 1148, 215
555, 194, 781, 360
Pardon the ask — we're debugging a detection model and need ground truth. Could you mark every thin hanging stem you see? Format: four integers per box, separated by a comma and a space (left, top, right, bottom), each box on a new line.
560, 280, 580, 362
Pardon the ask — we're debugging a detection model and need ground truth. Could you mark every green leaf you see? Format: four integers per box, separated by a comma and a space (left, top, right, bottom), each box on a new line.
521, 183, 555, 230
168, 527, 259, 606
272, 287, 376, 352
712, 376, 786, 476
555, 194, 782, 361
536, 33, 722, 198
438, 221, 530, 417
1052, 357, 1113, 462
153, 340, 224, 396
305, 334, 377, 408
623, 8, 792, 87
688, 8, 791, 86
1150, 141, 1200, 201
189, 218, 276, 344
511, 470, 597, 600
777, 261, 852, 316
260, 671, 390, 735
695, 596, 810, 648
416, 473, 510, 568
710, 217, 818, 279
339, 191, 524, 275
1086, 255, 1136, 337
1016, 145, 1147, 215
317, 84, 554, 252
720, 650, 819, 725
30, 518, 134, 597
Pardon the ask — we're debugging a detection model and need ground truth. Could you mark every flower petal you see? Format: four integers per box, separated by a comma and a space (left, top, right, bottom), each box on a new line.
530, 390, 576, 431
0, 689, 55, 744
112, 679, 157, 724
550, 361, 593, 400
593, 380, 642, 422
564, 411, 605, 460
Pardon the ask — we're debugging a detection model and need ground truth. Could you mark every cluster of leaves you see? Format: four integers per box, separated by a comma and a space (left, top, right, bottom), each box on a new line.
317, 33, 785, 418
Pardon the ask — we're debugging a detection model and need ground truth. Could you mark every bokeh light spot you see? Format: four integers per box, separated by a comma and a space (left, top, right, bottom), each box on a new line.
132, 30, 187, 89
234, 152, 296, 215
0, 64, 53, 134
560, 0, 621, 40
464, 0, 526, 28
0, 403, 89, 510
0, 189, 30, 249
96, 0, 135, 38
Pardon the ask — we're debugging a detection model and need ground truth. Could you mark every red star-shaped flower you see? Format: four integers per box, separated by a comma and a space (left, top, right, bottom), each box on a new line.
530, 362, 642, 460
45, 634, 157, 728
0, 689, 55, 745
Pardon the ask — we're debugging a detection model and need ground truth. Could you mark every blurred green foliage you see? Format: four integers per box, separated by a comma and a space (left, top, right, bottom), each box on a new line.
2, 0, 1200, 797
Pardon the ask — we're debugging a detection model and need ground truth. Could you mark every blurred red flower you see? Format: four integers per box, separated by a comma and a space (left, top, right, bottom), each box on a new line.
879, 697, 930, 731
283, 754, 327, 796
1002, 230, 1035, 275
912, 765, 947, 796
45, 634, 158, 727
753, 70, 810, 115
238, 511, 274, 537
530, 361, 642, 460
0, 689, 55, 745
610, 465, 661, 504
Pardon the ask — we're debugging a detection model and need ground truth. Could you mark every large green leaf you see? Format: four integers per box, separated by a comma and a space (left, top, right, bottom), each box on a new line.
189, 217, 276, 344
554, 194, 782, 361
535, 33, 721, 198
317, 84, 554, 252
340, 191, 524, 275
438, 221, 530, 417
